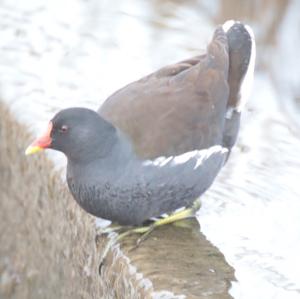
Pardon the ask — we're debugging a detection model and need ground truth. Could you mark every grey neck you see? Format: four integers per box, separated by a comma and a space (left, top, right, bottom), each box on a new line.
105, 129, 139, 168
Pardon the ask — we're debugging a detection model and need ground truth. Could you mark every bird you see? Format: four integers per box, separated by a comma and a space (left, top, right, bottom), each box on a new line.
25, 21, 255, 237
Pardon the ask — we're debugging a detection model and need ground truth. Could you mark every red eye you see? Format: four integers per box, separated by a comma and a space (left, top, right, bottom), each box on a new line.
59, 125, 68, 133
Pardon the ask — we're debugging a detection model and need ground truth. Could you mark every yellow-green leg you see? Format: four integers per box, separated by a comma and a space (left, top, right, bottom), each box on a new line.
135, 198, 201, 246
114, 198, 201, 245
99, 199, 201, 271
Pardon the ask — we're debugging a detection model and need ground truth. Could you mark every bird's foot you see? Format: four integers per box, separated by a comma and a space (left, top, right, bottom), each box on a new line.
133, 198, 202, 248
99, 224, 126, 235
99, 199, 201, 272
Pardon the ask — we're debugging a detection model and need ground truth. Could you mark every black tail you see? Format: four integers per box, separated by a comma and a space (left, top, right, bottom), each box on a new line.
222, 21, 255, 151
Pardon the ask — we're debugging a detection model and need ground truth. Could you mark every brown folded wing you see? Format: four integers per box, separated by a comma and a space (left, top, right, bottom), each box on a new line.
99, 23, 253, 159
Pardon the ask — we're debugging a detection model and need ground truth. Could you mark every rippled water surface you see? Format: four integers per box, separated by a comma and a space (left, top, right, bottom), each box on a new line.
1, 0, 300, 298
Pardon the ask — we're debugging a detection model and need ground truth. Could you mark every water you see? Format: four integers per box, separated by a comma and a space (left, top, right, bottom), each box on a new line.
0, 0, 299, 298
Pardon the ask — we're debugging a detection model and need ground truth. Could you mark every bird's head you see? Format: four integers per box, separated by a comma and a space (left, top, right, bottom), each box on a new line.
25, 107, 117, 162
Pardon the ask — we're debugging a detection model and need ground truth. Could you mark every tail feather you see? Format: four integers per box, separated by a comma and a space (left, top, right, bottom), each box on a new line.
222, 21, 256, 151
224, 20, 256, 112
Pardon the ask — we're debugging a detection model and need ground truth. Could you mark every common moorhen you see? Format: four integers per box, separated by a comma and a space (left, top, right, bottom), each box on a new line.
26, 21, 255, 230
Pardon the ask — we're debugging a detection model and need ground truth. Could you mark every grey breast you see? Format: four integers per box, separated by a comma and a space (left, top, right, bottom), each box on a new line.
67, 145, 227, 226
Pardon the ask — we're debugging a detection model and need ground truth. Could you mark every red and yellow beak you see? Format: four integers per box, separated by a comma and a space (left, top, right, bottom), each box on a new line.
25, 122, 53, 155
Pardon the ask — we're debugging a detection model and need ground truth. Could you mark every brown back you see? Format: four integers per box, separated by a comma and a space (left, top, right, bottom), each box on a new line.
99, 27, 229, 159
99, 23, 253, 159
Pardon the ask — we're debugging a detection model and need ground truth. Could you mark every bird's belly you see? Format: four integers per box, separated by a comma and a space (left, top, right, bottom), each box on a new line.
67, 177, 198, 225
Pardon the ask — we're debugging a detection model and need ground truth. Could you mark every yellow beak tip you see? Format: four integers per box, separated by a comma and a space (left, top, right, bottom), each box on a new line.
25, 146, 43, 155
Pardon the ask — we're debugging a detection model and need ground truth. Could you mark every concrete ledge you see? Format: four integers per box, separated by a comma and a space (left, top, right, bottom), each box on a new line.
0, 101, 235, 298
0, 102, 102, 298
